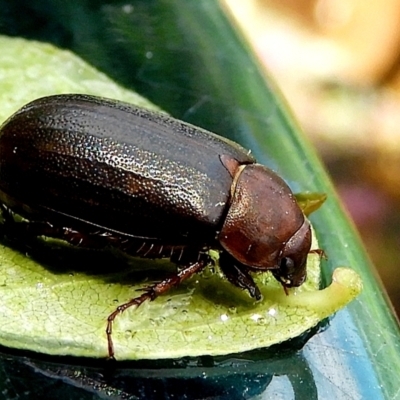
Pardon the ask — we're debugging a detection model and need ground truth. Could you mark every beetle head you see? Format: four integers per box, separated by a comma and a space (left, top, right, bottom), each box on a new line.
218, 162, 311, 288
271, 219, 310, 288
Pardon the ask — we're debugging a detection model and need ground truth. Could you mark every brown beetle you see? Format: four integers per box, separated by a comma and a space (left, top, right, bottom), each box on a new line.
0, 94, 311, 358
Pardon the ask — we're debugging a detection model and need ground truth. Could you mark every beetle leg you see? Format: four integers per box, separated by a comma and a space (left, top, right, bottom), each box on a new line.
219, 251, 262, 300
0, 216, 108, 248
0, 204, 15, 225
106, 254, 209, 359
36, 224, 107, 247
310, 248, 326, 259
0, 213, 54, 243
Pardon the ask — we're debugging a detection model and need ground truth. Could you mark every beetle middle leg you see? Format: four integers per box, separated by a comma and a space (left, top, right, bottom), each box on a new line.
106, 253, 210, 359
219, 251, 262, 300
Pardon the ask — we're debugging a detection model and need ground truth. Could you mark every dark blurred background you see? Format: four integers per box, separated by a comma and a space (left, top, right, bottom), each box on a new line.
224, 0, 400, 317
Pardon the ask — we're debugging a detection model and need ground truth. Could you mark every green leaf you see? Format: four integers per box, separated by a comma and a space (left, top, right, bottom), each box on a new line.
0, 36, 361, 360
0, 35, 160, 123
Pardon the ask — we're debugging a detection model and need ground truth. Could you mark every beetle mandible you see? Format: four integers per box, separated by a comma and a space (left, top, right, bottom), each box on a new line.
0, 94, 311, 358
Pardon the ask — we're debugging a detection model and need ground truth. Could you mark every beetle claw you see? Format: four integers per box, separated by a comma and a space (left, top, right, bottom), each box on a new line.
283, 285, 289, 296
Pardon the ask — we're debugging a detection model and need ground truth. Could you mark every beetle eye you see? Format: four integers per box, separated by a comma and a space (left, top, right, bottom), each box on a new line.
280, 257, 295, 276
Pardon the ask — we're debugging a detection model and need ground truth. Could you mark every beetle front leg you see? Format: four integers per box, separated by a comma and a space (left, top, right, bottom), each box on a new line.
219, 251, 262, 300
106, 256, 208, 359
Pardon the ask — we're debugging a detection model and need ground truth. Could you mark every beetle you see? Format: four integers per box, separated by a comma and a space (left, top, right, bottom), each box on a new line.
0, 94, 311, 358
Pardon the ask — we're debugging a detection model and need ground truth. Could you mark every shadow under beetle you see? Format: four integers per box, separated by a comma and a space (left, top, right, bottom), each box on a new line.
0, 94, 311, 359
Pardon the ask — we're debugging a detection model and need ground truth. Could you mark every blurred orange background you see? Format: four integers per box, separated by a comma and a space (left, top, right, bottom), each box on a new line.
224, 0, 400, 317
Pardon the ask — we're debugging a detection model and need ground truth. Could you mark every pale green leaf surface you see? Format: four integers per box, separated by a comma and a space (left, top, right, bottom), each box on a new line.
0, 36, 362, 360
0, 35, 160, 123
0, 230, 361, 360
